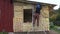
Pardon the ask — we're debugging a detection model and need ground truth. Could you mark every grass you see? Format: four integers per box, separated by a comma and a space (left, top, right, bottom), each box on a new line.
0, 32, 8, 34
50, 26, 60, 34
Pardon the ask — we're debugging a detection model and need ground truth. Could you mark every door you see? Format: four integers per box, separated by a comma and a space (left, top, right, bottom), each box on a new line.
0, 0, 14, 32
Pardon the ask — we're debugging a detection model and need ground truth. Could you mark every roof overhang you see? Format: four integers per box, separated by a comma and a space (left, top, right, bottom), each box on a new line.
14, 0, 56, 7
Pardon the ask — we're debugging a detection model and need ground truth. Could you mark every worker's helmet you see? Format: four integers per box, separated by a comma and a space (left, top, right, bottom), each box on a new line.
36, 3, 41, 8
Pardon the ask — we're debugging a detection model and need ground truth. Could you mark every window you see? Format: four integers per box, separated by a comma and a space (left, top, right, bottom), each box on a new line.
24, 9, 32, 23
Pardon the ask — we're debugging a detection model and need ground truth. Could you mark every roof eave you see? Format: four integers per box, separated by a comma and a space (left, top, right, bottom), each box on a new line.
14, 0, 56, 7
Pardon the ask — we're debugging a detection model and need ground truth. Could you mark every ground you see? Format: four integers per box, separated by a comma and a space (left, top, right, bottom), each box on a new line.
49, 30, 59, 34
0, 30, 59, 34
8, 30, 59, 34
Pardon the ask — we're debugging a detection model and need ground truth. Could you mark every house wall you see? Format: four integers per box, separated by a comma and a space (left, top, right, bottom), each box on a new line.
40, 6, 49, 31
13, 3, 23, 32
13, 2, 50, 32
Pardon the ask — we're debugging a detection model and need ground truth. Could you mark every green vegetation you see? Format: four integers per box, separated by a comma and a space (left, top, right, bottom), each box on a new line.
0, 32, 8, 34
50, 7, 60, 26
50, 7, 60, 34
50, 26, 60, 34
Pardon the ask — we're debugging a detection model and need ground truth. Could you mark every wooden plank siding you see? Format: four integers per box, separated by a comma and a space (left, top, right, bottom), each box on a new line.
0, 0, 14, 32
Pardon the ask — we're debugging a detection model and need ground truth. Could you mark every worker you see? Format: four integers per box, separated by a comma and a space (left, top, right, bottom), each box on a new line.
33, 3, 42, 27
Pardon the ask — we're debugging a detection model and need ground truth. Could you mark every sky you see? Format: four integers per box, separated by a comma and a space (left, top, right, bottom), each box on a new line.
29, 0, 60, 10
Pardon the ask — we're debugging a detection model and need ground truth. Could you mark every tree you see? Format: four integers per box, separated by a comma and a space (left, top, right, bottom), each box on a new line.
49, 7, 60, 26
49, 9, 57, 22
54, 7, 60, 26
